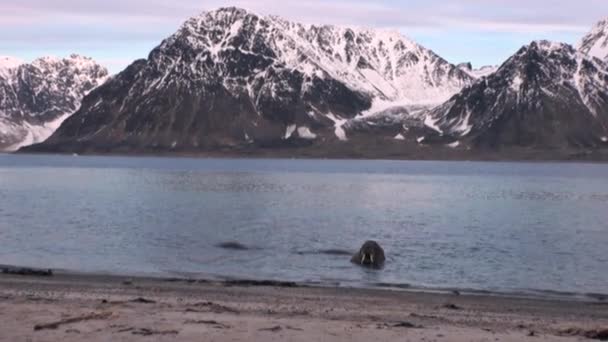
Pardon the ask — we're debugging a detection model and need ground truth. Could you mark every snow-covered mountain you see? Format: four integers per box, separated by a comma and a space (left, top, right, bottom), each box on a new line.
0, 55, 108, 151
29, 7, 472, 152
579, 17, 608, 61
23, 8, 608, 157
0, 56, 24, 78
426, 41, 608, 148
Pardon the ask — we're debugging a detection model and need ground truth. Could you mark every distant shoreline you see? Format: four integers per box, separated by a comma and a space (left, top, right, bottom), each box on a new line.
1, 268, 607, 341
11, 145, 608, 164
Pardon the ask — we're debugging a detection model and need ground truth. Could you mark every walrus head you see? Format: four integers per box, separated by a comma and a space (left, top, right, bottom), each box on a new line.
351, 240, 385, 268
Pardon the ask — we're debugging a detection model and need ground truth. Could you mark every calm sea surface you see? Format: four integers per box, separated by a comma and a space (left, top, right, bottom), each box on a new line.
1, 154, 607, 296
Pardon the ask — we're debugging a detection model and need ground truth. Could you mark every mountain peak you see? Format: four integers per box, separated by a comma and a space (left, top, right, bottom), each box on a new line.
579, 17, 608, 61
428, 38, 608, 149
0, 55, 108, 151
30, 6, 472, 152
504, 40, 576, 70
529, 40, 572, 53
0, 56, 24, 70
164, 7, 471, 105
0, 56, 24, 78
206, 6, 252, 15
186, 7, 257, 27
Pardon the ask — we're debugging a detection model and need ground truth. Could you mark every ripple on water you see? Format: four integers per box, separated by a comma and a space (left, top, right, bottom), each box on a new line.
0, 155, 607, 295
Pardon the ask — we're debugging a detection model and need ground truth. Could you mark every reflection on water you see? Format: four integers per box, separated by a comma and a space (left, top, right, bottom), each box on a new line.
1, 154, 608, 295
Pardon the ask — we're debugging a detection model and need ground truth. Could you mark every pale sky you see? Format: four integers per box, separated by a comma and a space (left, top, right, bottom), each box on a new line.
2, 0, 607, 73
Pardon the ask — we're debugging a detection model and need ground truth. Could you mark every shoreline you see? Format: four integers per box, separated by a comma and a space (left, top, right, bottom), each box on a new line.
12, 144, 608, 164
1, 269, 607, 341
3, 265, 607, 304
6, 150, 608, 166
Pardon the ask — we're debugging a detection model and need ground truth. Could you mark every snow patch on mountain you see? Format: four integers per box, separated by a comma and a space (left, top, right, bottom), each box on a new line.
32, 7, 472, 147
284, 124, 297, 139
423, 114, 443, 133
0, 56, 23, 68
179, 8, 473, 107
297, 126, 317, 139
326, 112, 348, 141
429, 40, 608, 148
0, 54, 108, 151
0, 56, 24, 78
579, 18, 608, 61
2, 112, 71, 151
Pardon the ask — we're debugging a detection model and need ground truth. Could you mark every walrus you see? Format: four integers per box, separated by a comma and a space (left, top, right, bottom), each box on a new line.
351, 241, 385, 268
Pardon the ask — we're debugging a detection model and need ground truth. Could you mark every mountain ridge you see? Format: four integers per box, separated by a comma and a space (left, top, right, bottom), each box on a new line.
426, 40, 608, 149
0, 54, 108, 151
579, 18, 608, 61
27, 7, 471, 152
18, 10, 608, 159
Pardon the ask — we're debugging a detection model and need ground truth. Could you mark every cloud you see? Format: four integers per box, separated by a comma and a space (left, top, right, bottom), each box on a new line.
2, 0, 606, 72
2, 0, 605, 33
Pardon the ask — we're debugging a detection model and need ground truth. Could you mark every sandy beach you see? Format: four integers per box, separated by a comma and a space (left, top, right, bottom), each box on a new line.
1, 271, 607, 341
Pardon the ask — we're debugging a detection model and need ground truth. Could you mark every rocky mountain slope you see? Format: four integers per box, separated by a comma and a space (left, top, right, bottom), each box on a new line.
27, 7, 472, 152
579, 18, 608, 61
0, 55, 108, 151
424, 41, 608, 149
21, 10, 608, 158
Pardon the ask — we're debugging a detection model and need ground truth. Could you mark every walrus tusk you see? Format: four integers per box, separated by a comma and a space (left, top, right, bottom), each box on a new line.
361, 255, 365, 264
371, 254, 374, 263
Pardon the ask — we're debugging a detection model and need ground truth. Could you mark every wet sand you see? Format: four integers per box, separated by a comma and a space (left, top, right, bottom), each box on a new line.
0, 271, 607, 341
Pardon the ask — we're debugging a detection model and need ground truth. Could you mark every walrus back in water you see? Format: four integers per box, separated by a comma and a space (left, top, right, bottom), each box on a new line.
351, 241, 385, 268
